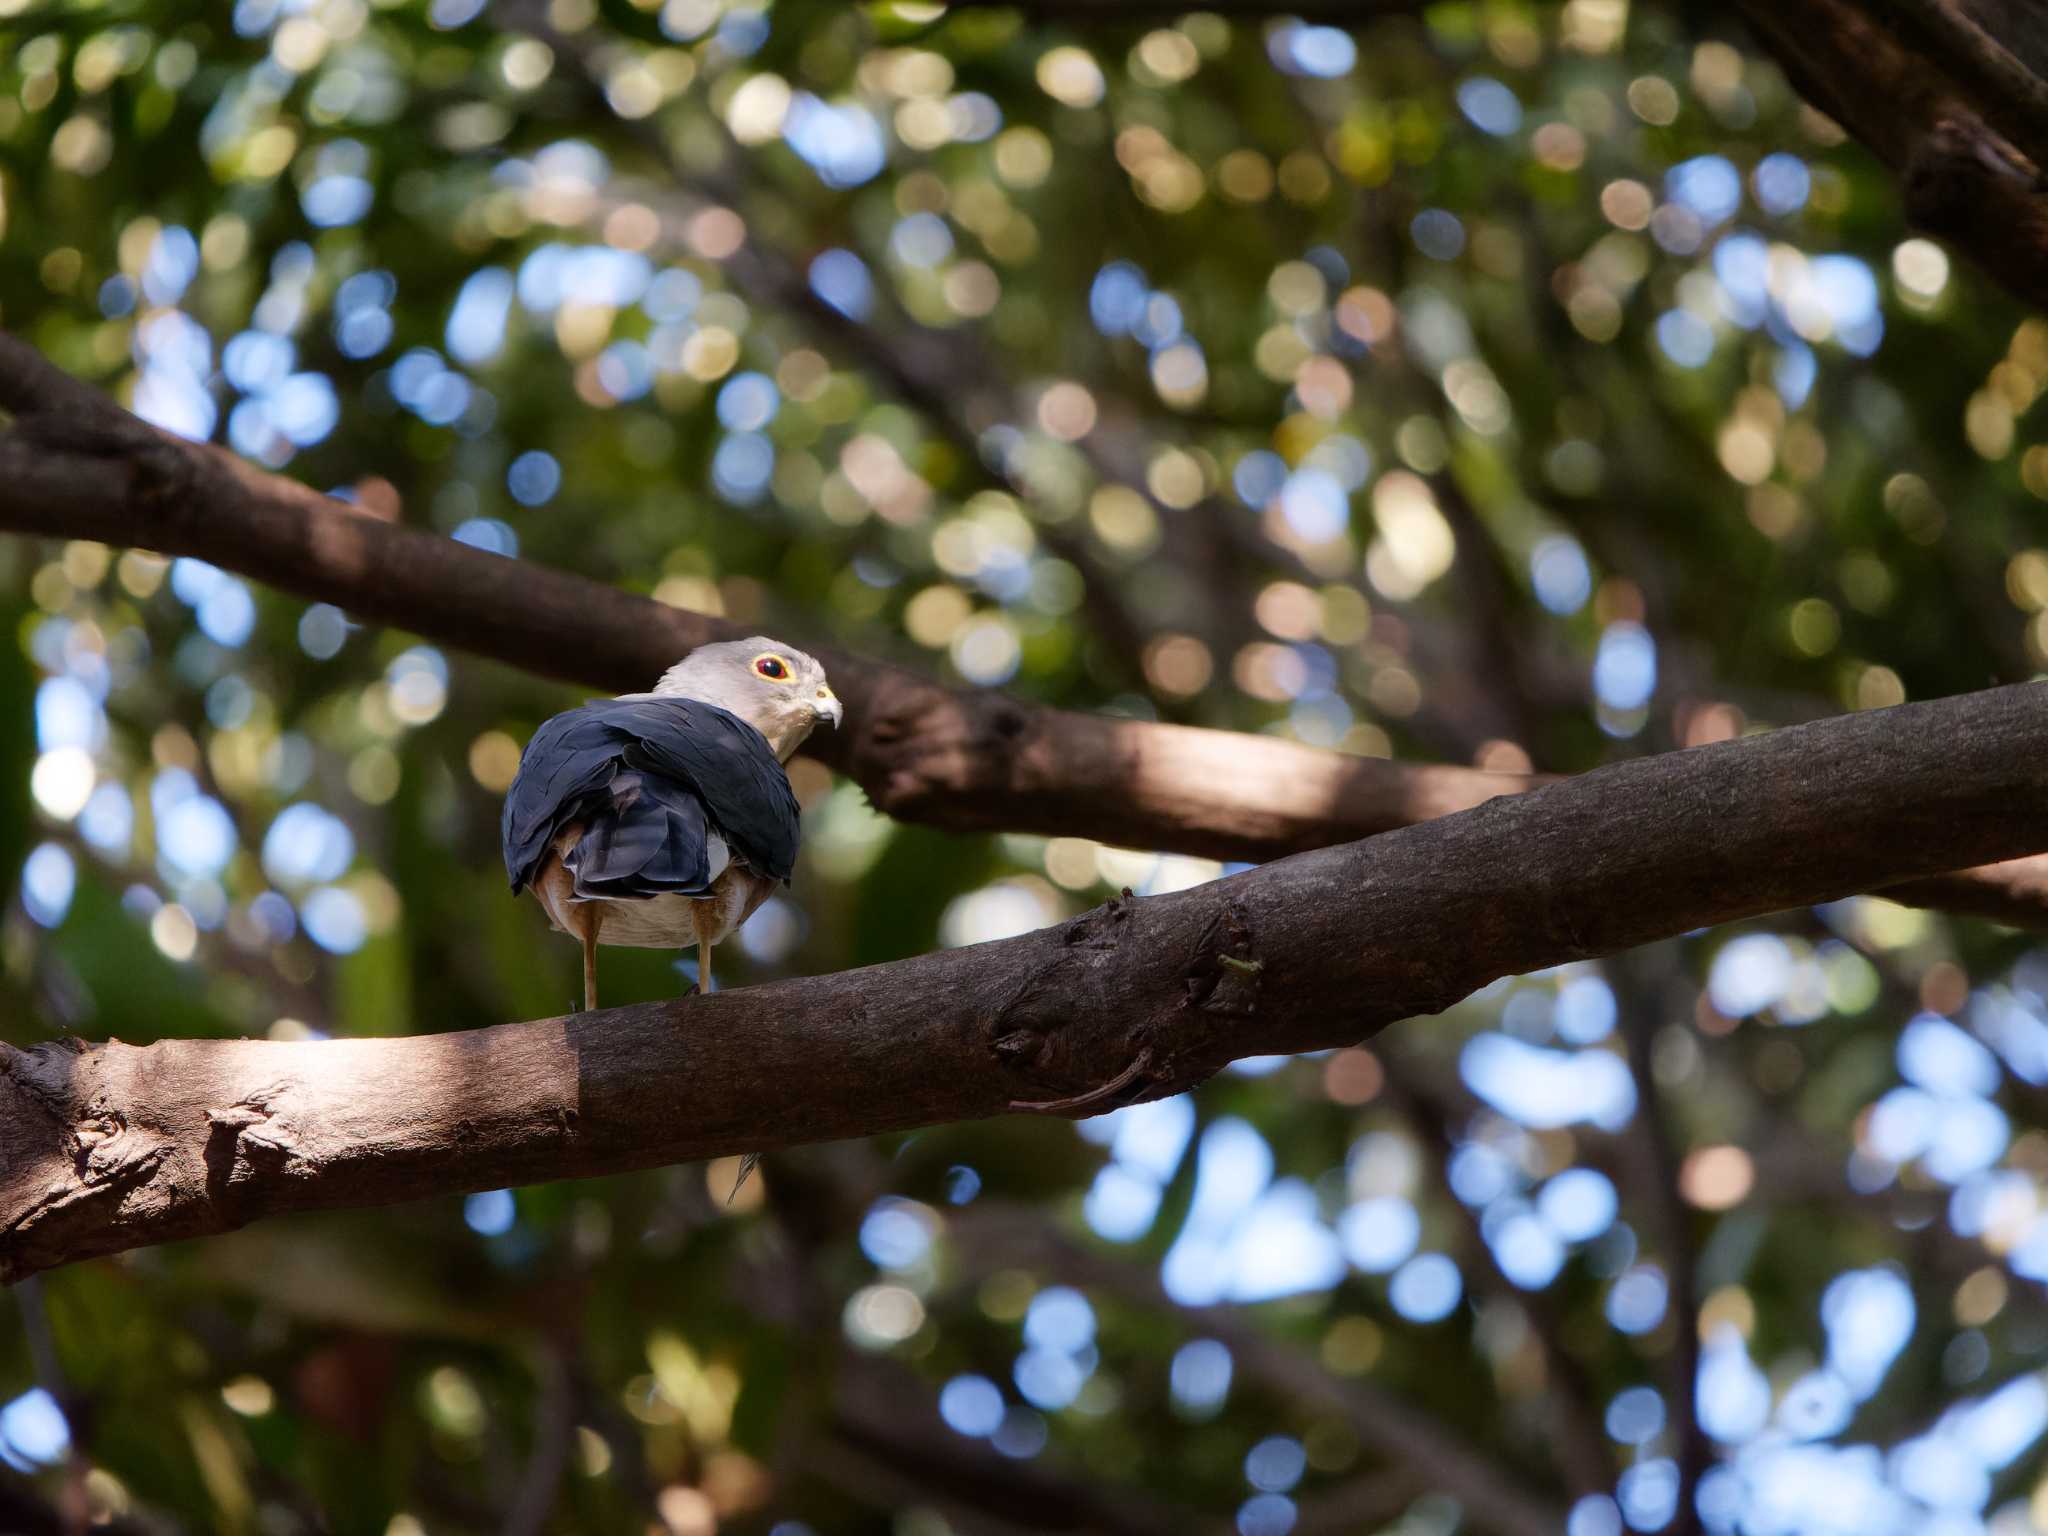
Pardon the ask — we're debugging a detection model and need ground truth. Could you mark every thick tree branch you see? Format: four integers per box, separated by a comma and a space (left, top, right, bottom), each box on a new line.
0, 330, 2038, 927
4, 679, 2046, 1281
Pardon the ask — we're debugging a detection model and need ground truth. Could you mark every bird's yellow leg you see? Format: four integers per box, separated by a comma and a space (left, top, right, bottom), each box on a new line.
697, 936, 712, 997
581, 906, 602, 1013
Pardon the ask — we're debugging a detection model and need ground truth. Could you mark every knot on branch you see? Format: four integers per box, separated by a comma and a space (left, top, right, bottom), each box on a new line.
991, 888, 1252, 1116
1182, 897, 1262, 1018
990, 889, 1165, 1116
1, 1043, 175, 1283
1063, 887, 1136, 950
0, 1036, 85, 1113
204, 1081, 310, 1205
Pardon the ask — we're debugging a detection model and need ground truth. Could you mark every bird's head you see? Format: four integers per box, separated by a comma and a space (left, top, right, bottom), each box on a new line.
653, 636, 840, 760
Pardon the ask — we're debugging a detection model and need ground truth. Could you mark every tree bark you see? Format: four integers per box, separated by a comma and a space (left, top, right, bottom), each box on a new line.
5, 680, 2046, 1282
0, 330, 2038, 924
1731, 0, 2048, 318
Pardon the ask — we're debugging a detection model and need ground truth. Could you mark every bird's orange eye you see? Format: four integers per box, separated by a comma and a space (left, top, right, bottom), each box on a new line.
754, 655, 791, 681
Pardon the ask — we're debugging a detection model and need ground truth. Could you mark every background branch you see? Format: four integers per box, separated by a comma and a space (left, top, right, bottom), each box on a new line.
1613, 955, 1710, 1536
947, 1205, 1567, 1536
0, 331, 2038, 928
1731, 0, 2048, 315
0, 327, 1528, 861
1381, 1076, 1614, 1500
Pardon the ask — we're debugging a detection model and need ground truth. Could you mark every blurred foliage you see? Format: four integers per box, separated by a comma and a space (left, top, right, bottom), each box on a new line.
6, 0, 2048, 1533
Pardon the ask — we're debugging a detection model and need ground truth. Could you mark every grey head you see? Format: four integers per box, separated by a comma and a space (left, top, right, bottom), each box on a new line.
648, 636, 841, 761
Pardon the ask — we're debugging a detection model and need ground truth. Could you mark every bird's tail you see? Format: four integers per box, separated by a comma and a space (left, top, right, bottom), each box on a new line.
727, 1152, 760, 1204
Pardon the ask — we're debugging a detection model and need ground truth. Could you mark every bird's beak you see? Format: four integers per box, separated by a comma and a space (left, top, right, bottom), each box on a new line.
814, 689, 843, 728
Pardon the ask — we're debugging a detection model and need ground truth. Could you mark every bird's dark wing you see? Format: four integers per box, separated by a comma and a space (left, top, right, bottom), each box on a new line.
560, 768, 719, 900
501, 698, 801, 898
608, 700, 803, 881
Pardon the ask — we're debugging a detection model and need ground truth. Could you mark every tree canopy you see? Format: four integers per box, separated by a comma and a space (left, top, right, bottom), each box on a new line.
6, 2, 2048, 1534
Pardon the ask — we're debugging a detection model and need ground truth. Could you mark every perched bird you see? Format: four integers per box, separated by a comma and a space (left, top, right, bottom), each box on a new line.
501, 637, 839, 1011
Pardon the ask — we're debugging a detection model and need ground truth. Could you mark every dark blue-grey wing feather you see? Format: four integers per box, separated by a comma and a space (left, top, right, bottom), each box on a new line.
563, 772, 716, 898
501, 699, 800, 899
611, 704, 803, 878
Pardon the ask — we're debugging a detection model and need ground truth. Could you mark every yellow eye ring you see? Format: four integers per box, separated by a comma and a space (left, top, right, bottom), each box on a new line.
753, 653, 795, 683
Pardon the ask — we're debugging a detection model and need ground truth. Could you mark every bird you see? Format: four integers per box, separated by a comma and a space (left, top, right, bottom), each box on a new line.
500, 637, 840, 1012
